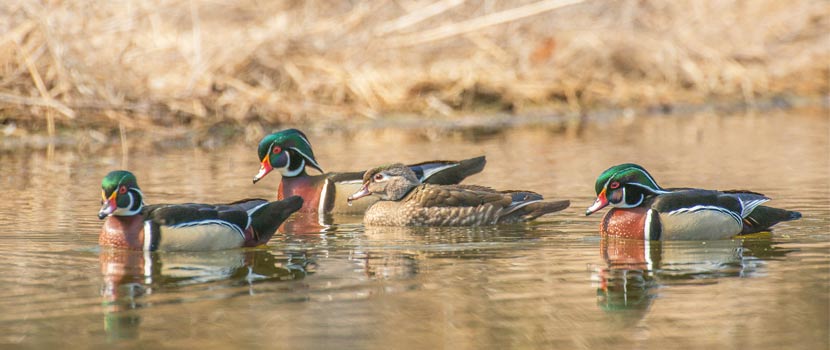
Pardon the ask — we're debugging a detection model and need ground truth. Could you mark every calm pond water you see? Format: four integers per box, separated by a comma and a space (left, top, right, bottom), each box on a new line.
0, 110, 827, 349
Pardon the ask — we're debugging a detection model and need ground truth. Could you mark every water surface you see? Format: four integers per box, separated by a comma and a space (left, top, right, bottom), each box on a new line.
0, 110, 827, 349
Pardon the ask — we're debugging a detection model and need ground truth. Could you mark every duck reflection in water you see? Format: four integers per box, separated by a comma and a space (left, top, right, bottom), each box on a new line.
99, 248, 315, 340
355, 225, 541, 281
594, 234, 791, 319
277, 211, 366, 235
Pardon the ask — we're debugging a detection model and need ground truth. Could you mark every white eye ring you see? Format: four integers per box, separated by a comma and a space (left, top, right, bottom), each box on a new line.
373, 173, 385, 181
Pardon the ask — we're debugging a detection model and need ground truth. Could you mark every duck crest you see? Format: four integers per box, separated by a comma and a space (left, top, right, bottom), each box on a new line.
594, 163, 664, 194
254, 129, 324, 183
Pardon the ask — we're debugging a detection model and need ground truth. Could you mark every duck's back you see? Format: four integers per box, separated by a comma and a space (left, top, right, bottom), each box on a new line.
364, 184, 513, 227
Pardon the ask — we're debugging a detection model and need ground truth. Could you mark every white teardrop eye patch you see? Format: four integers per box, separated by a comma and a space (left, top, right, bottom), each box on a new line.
374, 173, 385, 181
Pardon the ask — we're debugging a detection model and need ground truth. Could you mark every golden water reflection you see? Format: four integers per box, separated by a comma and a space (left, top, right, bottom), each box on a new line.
99, 249, 315, 340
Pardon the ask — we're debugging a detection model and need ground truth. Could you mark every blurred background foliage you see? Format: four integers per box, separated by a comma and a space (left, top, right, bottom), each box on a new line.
0, 0, 827, 139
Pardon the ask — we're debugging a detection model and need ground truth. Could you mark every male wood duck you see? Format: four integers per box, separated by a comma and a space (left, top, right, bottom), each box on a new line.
98, 170, 303, 251
346, 164, 570, 226
585, 163, 802, 240
252, 129, 486, 215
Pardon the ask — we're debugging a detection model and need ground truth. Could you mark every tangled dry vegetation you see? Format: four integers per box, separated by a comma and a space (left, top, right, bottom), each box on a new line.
0, 0, 828, 138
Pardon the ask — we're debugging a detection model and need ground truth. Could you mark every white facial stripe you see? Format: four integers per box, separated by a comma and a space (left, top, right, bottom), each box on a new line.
610, 187, 644, 209
113, 190, 143, 216
630, 168, 663, 191
289, 147, 322, 171
279, 151, 304, 177
627, 182, 669, 194
601, 177, 612, 194
295, 133, 311, 148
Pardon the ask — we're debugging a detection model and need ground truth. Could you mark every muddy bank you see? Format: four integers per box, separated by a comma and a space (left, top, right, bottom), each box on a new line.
1, 95, 825, 152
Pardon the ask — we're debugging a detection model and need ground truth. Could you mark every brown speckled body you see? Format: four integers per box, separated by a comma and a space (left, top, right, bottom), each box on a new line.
365, 199, 506, 226
599, 207, 648, 240
100, 215, 146, 250
363, 184, 569, 227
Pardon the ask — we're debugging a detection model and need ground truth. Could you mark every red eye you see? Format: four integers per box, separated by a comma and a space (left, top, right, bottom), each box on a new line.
272, 146, 282, 154
374, 173, 384, 181
119, 185, 128, 194
610, 181, 620, 189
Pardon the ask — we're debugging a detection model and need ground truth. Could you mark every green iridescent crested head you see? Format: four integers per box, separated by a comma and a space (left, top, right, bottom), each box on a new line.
253, 129, 324, 183
593, 163, 661, 194
586, 163, 665, 216
102, 170, 138, 194
99, 170, 144, 219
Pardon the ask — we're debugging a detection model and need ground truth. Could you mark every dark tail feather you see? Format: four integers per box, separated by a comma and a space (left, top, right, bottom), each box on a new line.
418, 156, 486, 185
741, 205, 802, 234
249, 196, 304, 244
501, 199, 570, 223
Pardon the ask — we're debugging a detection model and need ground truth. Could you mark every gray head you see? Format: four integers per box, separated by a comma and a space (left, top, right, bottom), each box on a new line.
347, 164, 420, 203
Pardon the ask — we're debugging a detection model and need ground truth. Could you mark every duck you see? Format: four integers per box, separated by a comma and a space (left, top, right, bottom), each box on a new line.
98, 170, 303, 251
585, 163, 801, 240
252, 129, 486, 215
346, 164, 570, 226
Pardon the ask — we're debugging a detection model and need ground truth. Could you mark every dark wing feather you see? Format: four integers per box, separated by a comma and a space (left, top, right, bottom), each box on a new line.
651, 190, 743, 215
143, 203, 249, 231
220, 198, 269, 212
327, 171, 364, 183
722, 189, 767, 197
411, 156, 486, 185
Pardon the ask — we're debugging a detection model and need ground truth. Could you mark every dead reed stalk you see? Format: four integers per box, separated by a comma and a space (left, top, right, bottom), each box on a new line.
0, 0, 827, 137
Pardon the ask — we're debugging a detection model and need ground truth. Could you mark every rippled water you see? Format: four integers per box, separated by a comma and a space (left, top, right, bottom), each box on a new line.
0, 110, 827, 349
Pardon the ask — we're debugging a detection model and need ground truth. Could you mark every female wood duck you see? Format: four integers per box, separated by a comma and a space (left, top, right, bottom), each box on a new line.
252, 129, 487, 215
98, 170, 303, 251
346, 164, 570, 226
585, 163, 802, 240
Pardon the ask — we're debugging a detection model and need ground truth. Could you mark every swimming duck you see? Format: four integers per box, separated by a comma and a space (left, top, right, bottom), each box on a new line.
347, 164, 570, 226
585, 163, 801, 240
98, 170, 303, 251
252, 129, 486, 215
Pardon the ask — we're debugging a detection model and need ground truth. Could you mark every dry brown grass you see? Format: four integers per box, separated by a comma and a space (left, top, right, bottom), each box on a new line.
1, 0, 828, 137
